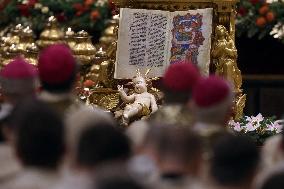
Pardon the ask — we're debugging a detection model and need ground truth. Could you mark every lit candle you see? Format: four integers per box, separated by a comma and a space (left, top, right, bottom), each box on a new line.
65, 27, 74, 36
96, 47, 107, 58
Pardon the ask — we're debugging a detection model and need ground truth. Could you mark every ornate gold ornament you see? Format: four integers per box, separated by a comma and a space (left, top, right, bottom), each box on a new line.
211, 25, 245, 120
99, 15, 120, 48
0, 25, 23, 60
234, 94, 246, 121
106, 25, 118, 61
1, 44, 22, 66
37, 16, 64, 49
64, 27, 77, 49
6, 24, 23, 45
85, 23, 118, 89
17, 26, 35, 53
73, 30, 96, 66
0, 37, 9, 59
97, 92, 120, 110
25, 43, 39, 65
212, 25, 242, 93
94, 47, 108, 65
87, 64, 101, 85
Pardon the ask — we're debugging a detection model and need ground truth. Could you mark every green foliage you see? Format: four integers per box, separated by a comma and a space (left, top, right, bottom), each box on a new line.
237, 0, 284, 40
0, 0, 112, 39
229, 114, 283, 146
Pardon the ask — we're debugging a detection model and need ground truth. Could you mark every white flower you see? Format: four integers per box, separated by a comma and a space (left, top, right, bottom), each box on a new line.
266, 0, 278, 3
41, 6, 49, 14
21, 0, 28, 4
245, 114, 263, 131
233, 122, 242, 132
96, 0, 107, 7
264, 120, 283, 133
272, 120, 283, 133
267, 122, 276, 132
270, 23, 284, 40
229, 120, 243, 131
34, 3, 43, 9
246, 113, 264, 123
245, 122, 256, 132
228, 120, 236, 126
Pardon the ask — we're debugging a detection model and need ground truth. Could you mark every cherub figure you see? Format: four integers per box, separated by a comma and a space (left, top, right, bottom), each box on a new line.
117, 70, 158, 125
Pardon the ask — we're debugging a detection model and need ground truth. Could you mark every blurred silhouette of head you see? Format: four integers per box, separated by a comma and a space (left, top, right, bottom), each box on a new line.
76, 124, 131, 168
210, 134, 259, 187
192, 75, 233, 125
9, 98, 65, 169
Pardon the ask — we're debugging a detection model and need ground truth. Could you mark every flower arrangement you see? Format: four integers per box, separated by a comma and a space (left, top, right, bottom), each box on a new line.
0, 0, 115, 38
229, 113, 283, 145
236, 0, 284, 42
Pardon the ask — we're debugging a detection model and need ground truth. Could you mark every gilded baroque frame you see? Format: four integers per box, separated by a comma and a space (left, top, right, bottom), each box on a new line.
113, 0, 246, 120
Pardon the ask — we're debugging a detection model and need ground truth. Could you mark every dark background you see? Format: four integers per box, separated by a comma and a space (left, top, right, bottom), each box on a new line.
236, 36, 284, 118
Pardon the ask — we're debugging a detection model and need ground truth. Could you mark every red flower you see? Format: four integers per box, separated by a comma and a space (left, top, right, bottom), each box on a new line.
73, 3, 84, 11
256, 17, 266, 27
90, 10, 100, 20
238, 6, 247, 16
250, 0, 259, 5
56, 12, 67, 22
28, 0, 38, 6
83, 79, 95, 87
73, 2, 89, 16
76, 11, 83, 16
17, 4, 30, 17
259, 5, 269, 15
266, 11, 276, 22
84, 0, 94, 6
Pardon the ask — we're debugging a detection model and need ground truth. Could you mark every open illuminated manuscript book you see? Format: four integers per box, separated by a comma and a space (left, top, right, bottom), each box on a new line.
115, 8, 213, 79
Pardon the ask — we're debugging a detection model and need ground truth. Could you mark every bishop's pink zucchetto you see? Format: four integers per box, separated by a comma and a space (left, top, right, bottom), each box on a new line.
0, 57, 37, 79
192, 75, 233, 108
163, 61, 201, 92
38, 44, 76, 85
0, 57, 38, 95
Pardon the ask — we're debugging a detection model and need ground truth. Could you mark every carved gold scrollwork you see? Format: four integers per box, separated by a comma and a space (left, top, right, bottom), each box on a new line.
234, 94, 246, 121
89, 89, 120, 111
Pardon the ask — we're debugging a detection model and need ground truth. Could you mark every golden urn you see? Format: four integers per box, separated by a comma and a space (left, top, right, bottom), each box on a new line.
94, 47, 108, 65
87, 64, 101, 84
5, 24, 23, 45
37, 16, 64, 49
25, 43, 39, 65
99, 15, 119, 47
17, 26, 35, 53
73, 30, 96, 65
64, 27, 76, 49
0, 24, 23, 57
0, 37, 9, 57
2, 44, 22, 66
